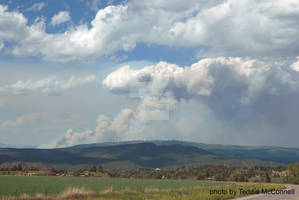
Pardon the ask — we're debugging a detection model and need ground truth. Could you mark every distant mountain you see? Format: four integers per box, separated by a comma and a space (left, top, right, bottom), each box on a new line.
72, 140, 299, 165
0, 142, 278, 170
195, 143, 299, 165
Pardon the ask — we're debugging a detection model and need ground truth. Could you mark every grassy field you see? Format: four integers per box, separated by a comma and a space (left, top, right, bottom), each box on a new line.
0, 176, 285, 200
0, 176, 225, 196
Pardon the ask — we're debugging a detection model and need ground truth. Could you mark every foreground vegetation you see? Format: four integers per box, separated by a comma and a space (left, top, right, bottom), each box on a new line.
1, 162, 298, 199
107, 165, 286, 183
0, 176, 224, 197
286, 162, 299, 184
0, 180, 285, 200
0, 162, 288, 183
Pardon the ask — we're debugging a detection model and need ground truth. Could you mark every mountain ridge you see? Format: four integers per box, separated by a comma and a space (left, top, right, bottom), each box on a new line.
69, 140, 299, 165
0, 142, 281, 170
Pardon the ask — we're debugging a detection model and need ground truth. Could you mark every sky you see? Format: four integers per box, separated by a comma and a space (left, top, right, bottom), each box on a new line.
0, 0, 299, 148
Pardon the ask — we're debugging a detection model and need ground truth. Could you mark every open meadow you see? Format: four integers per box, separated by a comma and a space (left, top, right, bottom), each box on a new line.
0, 176, 285, 200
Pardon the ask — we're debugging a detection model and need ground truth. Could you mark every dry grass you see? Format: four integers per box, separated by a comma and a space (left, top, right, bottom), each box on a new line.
99, 187, 114, 194
0, 187, 96, 200
57, 187, 96, 199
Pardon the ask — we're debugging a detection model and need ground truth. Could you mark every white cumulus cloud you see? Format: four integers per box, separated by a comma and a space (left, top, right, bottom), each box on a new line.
26, 2, 47, 12
50, 11, 71, 26
0, 1, 299, 61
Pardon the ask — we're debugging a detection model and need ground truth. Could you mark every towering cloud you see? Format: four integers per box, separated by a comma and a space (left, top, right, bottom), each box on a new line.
50, 57, 299, 148
103, 57, 298, 105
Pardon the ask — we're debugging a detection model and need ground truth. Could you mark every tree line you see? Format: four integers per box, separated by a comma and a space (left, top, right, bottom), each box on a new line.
3, 161, 299, 185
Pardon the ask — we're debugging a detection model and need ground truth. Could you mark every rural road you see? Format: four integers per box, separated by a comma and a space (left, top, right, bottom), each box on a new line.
233, 185, 299, 200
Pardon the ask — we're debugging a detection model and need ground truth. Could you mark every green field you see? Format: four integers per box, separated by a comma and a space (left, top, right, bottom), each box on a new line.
0, 176, 285, 200
0, 176, 225, 197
